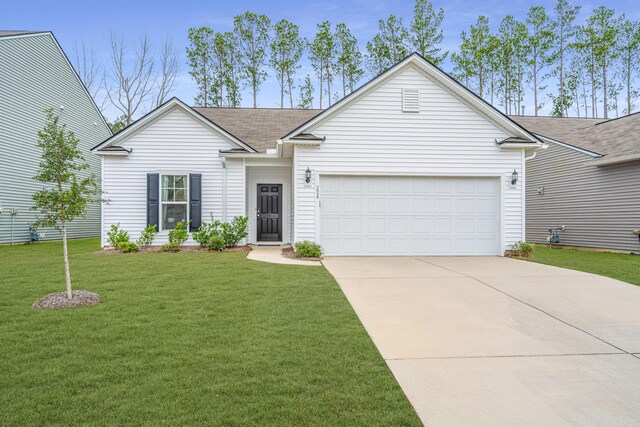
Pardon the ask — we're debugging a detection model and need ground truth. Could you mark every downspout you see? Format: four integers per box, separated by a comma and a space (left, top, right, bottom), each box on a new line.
521, 149, 539, 244
221, 157, 227, 222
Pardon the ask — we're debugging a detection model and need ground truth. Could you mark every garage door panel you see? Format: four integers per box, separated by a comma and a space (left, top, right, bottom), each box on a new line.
320, 176, 500, 256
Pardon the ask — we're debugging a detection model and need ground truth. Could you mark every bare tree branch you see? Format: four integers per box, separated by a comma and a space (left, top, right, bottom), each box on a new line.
154, 38, 179, 108
73, 42, 101, 99
105, 33, 155, 125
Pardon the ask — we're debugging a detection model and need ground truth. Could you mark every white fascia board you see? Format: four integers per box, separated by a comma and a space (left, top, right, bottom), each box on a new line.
219, 152, 280, 159
498, 142, 544, 149
535, 134, 602, 157
94, 150, 130, 156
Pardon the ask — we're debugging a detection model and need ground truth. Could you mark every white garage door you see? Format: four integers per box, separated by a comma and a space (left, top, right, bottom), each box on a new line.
320, 176, 500, 256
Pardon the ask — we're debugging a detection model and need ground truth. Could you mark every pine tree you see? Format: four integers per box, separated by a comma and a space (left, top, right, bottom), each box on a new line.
233, 12, 271, 108
410, 0, 448, 65
618, 19, 640, 114
270, 19, 305, 108
297, 75, 314, 109
309, 21, 335, 108
186, 27, 215, 107
526, 6, 554, 115
552, 0, 581, 117
334, 23, 363, 97
365, 15, 409, 75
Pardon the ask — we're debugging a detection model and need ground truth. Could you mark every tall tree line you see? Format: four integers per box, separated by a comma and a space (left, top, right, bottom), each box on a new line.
80, 0, 640, 122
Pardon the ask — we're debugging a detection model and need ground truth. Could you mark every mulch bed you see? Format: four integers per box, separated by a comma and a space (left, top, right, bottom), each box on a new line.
97, 245, 252, 254
32, 291, 100, 310
282, 247, 323, 262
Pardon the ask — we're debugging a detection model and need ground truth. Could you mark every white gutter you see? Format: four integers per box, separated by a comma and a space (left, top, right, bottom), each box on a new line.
219, 152, 280, 159
498, 142, 544, 149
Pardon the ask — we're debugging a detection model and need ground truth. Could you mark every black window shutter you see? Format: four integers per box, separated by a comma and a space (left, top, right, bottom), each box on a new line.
189, 174, 202, 231
147, 173, 159, 228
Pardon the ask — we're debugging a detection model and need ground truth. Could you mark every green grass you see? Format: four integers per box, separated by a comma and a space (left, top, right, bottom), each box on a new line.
526, 245, 640, 286
0, 239, 420, 426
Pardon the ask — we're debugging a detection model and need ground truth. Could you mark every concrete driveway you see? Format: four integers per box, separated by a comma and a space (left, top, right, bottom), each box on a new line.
322, 256, 640, 426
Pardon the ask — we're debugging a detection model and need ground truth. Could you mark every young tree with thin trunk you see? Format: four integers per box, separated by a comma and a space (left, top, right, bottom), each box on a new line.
297, 75, 314, 109
270, 19, 305, 108
234, 11, 271, 108
618, 19, 640, 114
365, 15, 409, 75
105, 33, 155, 125
31, 109, 103, 300
526, 6, 554, 116
451, 16, 491, 99
334, 23, 363, 97
552, 0, 581, 117
410, 0, 448, 65
186, 27, 215, 107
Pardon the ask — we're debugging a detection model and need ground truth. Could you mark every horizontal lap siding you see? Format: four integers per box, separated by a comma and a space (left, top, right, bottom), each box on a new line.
526, 143, 640, 251
102, 108, 231, 246
0, 35, 110, 243
294, 65, 523, 250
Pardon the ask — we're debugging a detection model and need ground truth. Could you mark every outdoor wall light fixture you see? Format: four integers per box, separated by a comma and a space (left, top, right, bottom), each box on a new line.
511, 169, 518, 185
305, 167, 311, 183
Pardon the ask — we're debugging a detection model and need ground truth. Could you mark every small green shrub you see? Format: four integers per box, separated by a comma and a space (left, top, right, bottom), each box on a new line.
137, 224, 157, 247
168, 221, 189, 246
512, 241, 534, 258
160, 242, 181, 252
294, 241, 322, 258
193, 216, 248, 248
207, 235, 226, 251
117, 241, 140, 253
107, 223, 129, 247
220, 216, 248, 247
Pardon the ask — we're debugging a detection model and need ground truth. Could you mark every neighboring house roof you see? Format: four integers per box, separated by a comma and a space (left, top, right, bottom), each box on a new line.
0, 30, 46, 37
193, 108, 322, 152
282, 53, 543, 147
510, 114, 640, 163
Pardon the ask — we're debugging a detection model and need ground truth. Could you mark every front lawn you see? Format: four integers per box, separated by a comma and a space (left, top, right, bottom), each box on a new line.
0, 239, 420, 426
526, 245, 640, 286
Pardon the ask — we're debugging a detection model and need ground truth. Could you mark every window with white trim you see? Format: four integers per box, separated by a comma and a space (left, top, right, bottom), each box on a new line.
161, 174, 188, 230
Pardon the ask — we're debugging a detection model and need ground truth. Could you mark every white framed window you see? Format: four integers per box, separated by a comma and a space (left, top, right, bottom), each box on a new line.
402, 88, 420, 112
161, 174, 188, 230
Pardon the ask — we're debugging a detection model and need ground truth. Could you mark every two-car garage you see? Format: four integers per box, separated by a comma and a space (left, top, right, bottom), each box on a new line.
319, 175, 501, 256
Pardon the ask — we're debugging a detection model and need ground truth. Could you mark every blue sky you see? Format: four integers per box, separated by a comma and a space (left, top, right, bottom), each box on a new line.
3, 0, 639, 119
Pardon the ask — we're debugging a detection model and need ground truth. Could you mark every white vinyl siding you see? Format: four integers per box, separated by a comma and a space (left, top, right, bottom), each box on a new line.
0, 33, 111, 243
102, 107, 236, 246
293, 65, 524, 253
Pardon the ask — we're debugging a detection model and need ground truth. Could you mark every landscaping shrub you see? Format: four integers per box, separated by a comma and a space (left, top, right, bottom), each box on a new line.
168, 221, 189, 247
207, 235, 226, 251
512, 241, 533, 258
117, 241, 140, 253
220, 216, 248, 247
294, 241, 322, 258
137, 224, 157, 247
106, 224, 129, 247
160, 242, 181, 252
193, 216, 248, 249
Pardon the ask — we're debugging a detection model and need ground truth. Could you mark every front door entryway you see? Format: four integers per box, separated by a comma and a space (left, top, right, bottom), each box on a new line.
257, 184, 282, 241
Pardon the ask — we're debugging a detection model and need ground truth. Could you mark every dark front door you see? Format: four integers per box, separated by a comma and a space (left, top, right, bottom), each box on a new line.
257, 184, 282, 241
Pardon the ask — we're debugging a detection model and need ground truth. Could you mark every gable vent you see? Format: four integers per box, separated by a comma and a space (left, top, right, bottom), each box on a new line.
402, 88, 420, 112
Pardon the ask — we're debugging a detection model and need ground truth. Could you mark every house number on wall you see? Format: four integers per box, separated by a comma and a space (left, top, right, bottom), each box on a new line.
315, 186, 320, 199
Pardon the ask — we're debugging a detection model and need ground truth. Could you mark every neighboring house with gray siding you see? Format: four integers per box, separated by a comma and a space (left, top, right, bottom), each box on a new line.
511, 114, 640, 252
0, 31, 111, 244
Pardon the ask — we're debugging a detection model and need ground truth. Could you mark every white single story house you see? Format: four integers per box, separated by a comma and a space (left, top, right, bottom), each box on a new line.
91, 53, 544, 256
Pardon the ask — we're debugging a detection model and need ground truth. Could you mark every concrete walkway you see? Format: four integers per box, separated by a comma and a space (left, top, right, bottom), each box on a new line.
246, 245, 322, 266
322, 256, 640, 426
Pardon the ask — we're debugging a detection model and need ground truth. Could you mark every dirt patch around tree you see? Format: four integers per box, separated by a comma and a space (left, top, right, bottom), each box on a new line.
282, 246, 323, 262
32, 291, 101, 310
96, 245, 252, 254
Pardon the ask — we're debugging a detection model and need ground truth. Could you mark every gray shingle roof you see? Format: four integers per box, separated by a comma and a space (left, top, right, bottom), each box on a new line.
193, 107, 323, 152
509, 115, 640, 159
